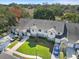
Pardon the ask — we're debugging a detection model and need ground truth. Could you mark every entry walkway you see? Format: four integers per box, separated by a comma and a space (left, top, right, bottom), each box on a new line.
5, 36, 42, 59
6, 48, 42, 59
11, 36, 29, 51
11, 41, 25, 51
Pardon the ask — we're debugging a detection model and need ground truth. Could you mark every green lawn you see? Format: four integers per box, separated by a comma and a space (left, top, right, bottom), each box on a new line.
8, 40, 18, 48
17, 42, 51, 59
17, 37, 54, 59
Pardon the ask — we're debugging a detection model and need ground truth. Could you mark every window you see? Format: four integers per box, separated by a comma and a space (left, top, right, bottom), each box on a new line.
33, 24, 35, 26
50, 32, 53, 35
27, 29, 30, 32
58, 32, 60, 34
45, 31, 47, 33
54, 26, 56, 29
38, 29, 41, 32
32, 29, 34, 32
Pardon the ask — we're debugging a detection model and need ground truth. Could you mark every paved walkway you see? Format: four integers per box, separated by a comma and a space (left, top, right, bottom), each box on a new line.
11, 36, 29, 51
11, 41, 25, 51
5, 36, 42, 59
6, 48, 42, 59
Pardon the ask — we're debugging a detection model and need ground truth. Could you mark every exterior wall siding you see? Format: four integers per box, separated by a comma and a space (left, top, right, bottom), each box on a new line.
30, 27, 56, 40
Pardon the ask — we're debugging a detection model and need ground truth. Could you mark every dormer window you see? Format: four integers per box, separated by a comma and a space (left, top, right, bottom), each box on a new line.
38, 29, 41, 32
45, 31, 47, 33
58, 32, 60, 34
50, 32, 53, 35
27, 29, 30, 33
32, 29, 34, 32
54, 26, 56, 29
33, 24, 35, 26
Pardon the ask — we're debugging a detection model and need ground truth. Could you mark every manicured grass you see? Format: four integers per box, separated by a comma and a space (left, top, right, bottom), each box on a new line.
17, 36, 54, 59
17, 42, 51, 59
8, 40, 18, 48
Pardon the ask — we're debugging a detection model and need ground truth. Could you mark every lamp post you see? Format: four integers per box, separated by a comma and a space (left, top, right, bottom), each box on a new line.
36, 47, 37, 59
35, 37, 38, 59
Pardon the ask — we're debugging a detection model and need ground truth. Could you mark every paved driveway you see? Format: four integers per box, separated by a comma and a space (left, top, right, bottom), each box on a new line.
66, 47, 77, 59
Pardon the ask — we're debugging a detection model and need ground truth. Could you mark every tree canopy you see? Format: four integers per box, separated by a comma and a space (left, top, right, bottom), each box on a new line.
0, 3, 79, 34
0, 6, 17, 33
33, 7, 55, 20
61, 13, 79, 23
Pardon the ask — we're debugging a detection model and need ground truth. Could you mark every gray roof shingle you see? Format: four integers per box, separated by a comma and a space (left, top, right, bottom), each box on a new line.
17, 18, 65, 33
66, 23, 79, 43
17, 18, 79, 43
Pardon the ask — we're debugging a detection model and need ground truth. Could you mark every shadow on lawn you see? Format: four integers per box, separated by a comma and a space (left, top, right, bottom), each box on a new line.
26, 36, 55, 53
28, 41, 37, 47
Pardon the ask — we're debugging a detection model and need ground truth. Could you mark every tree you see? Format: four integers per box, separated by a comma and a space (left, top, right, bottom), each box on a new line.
9, 3, 17, 7
9, 6, 22, 22
5, 11, 17, 26
0, 6, 8, 17
33, 8, 55, 20
21, 9, 30, 18
49, 5, 63, 16
61, 13, 79, 23
0, 6, 17, 34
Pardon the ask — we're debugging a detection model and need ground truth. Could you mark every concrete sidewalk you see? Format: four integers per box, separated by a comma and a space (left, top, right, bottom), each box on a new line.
5, 36, 42, 59
6, 48, 42, 59
11, 41, 25, 51
11, 36, 29, 51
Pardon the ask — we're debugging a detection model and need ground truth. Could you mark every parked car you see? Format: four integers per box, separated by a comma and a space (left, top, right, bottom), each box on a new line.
53, 43, 60, 57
